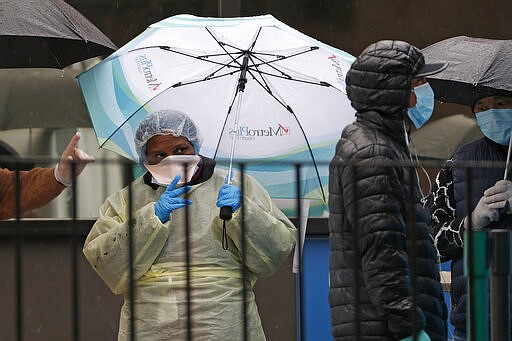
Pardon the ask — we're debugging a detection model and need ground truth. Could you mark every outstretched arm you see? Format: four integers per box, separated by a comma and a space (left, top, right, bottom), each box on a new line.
0, 167, 64, 219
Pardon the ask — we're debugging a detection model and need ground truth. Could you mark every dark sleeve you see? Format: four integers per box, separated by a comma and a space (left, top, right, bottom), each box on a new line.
424, 159, 465, 261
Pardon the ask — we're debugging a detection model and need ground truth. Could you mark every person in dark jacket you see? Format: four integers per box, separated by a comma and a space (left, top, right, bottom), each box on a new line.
425, 89, 512, 341
328, 40, 448, 341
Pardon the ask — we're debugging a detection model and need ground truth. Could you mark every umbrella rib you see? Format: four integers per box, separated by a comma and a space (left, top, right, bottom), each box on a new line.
248, 27, 262, 52
50, 0, 85, 40
245, 47, 330, 93
249, 47, 321, 81
252, 46, 319, 65
100, 65, 245, 149
205, 27, 245, 68
250, 69, 331, 87
100, 66, 243, 148
212, 91, 240, 160
243, 53, 273, 93
159, 46, 265, 83
171, 68, 240, 87
157, 46, 242, 69
241, 57, 327, 202
205, 26, 262, 64
247, 68, 294, 112
46, 38, 65, 69
150, 45, 247, 83
286, 106, 327, 202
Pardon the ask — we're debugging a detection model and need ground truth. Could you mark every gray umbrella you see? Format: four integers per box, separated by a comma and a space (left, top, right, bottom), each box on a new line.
422, 36, 512, 106
0, 0, 117, 68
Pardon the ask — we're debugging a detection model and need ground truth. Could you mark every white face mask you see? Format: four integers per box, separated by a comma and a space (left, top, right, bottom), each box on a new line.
144, 155, 200, 186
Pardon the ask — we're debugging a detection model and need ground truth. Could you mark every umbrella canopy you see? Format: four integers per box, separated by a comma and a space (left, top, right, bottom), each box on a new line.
0, 0, 117, 69
78, 14, 355, 202
422, 36, 512, 106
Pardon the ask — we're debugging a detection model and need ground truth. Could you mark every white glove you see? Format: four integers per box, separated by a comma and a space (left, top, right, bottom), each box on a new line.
466, 196, 500, 229
484, 179, 512, 214
54, 132, 95, 186
465, 180, 511, 228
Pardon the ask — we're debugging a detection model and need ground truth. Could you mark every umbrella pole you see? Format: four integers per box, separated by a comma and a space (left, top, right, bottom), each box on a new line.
219, 54, 249, 221
504, 134, 512, 180
226, 54, 250, 184
226, 92, 244, 185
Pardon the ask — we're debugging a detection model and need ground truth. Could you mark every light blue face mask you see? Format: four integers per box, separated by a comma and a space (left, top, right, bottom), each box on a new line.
476, 108, 512, 145
407, 82, 435, 129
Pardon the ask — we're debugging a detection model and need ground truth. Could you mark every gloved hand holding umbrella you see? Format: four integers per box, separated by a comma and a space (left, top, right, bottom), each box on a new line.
217, 172, 241, 220
482, 179, 512, 215
465, 192, 503, 229
464, 179, 512, 229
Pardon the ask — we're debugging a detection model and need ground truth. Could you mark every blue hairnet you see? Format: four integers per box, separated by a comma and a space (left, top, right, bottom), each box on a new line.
134, 110, 203, 159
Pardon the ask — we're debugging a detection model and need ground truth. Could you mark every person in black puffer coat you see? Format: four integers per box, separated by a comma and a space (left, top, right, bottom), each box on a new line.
328, 40, 448, 341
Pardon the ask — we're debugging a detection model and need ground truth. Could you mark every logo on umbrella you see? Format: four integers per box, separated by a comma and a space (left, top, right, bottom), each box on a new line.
135, 54, 162, 91
329, 55, 346, 87
229, 124, 291, 140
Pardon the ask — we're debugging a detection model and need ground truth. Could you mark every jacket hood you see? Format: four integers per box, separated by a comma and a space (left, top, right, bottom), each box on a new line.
346, 40, 425, 120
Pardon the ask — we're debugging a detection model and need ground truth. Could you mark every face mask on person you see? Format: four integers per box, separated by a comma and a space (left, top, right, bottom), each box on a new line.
407, 82, 435, 129
476, 108, 512, 145
144, 155, 201, 186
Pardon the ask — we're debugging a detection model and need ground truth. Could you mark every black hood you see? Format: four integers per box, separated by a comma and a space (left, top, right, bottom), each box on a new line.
346, 40, 426, 121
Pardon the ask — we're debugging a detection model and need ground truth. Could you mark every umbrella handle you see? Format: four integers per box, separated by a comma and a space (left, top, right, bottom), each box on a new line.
220, 206, 233, 251
220, 206, 233, 220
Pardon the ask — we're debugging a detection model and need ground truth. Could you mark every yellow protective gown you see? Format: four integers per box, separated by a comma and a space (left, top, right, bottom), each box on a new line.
83, 169, 296, 341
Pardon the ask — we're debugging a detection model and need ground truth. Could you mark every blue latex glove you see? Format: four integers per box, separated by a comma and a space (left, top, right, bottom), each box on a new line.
399, 330, 431, 341
154, 176, 192, 223
216, 184, 241, 213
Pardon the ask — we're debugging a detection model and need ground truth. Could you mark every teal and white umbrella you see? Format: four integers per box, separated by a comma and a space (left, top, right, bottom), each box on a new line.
77, 14, 355, 205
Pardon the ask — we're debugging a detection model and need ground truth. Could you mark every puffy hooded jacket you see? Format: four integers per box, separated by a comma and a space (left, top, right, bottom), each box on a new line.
328, 40, 447, 341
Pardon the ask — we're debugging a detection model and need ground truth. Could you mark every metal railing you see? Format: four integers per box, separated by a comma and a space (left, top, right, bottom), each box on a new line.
0, 157, 510, 341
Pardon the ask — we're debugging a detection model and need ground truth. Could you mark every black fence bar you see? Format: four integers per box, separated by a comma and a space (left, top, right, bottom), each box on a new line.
295, 164, 304, 341
465, 167, 476, 341
124, 163, 136, 341
240, 164, 248, 341
184, 166, 193, 341
70, 162, 79, 341
406, 166, 419, 341
490, 229, 511, 341
15, 169, 22, 341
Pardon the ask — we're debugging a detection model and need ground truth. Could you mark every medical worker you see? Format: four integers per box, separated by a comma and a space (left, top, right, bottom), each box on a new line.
83, 109, 296, 341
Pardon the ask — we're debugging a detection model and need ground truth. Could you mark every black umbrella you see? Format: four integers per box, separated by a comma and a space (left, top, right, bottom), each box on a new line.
422, 36, 512, 106
0, 0, 117, 68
